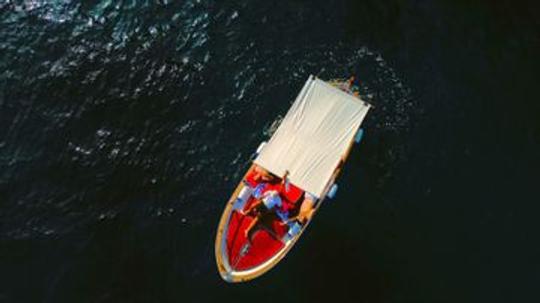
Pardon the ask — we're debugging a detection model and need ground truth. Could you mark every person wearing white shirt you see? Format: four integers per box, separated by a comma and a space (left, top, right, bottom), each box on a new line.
242, 171, 290, 243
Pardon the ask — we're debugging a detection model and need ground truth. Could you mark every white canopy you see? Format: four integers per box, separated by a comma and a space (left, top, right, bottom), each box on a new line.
254, 76, 371, 198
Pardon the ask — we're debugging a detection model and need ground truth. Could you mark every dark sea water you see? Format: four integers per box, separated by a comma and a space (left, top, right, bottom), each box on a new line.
1, 0, 539, 302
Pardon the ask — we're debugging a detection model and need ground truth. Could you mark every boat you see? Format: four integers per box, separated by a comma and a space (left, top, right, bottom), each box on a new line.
215, 75, 372, 282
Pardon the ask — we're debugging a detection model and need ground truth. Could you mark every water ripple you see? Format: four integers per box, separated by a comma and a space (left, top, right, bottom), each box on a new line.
1, 0, 416, 241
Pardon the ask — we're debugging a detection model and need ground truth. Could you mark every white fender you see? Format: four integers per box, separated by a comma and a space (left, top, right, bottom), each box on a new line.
327, 184, 338, 199
250, 141, 267, 160
355, 128, 365, 143
256, 141, 267, 154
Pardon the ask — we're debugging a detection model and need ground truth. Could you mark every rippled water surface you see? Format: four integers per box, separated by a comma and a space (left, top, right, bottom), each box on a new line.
1, 0, 539, 302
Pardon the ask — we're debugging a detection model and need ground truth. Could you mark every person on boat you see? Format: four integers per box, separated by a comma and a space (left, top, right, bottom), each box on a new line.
250, 165, 279, 198
251, 165, 276, 183
242, 171, 290, 243
339, 76, 355, 92
346, 75, 355, 88
281, 192, 317, 226
236, 165, 279, 208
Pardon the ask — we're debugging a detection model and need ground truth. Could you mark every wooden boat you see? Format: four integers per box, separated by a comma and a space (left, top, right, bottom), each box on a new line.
215, 75, 372, 282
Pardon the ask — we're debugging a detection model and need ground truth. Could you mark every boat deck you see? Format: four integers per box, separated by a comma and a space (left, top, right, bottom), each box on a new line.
225, 172, 305, 270
226, 207, 288, 270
